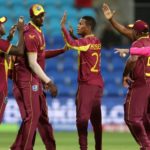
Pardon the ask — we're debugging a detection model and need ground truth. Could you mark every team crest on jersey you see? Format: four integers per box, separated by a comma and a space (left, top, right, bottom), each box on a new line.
29, 34, 35, 39
32, 85, 39, 92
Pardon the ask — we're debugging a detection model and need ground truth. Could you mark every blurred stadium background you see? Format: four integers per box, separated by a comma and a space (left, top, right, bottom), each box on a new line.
0, 0, 149, 149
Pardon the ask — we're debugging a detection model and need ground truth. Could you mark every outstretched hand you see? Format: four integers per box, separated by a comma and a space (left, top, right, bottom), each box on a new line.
7, 16, 24, 41
114, 48, 129, 57
60, 12, 67, 27
68, 22, 78, 39
102, 3, 116, 20
17, 16, 24, 31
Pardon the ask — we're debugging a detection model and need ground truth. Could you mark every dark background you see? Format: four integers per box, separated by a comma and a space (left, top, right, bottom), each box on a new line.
135, 0, 150, 24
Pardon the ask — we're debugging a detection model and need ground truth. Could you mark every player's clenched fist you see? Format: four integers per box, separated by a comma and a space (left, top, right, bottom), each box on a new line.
17, 16, 24, 31
44, 81, 58, 97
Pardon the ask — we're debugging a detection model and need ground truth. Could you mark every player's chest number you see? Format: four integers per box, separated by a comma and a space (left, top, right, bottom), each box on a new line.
90, 52, 99, 72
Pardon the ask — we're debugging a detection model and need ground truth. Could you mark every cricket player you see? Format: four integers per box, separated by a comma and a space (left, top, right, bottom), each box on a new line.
102, 4, 150, 150
0, 16, 24, 123
61, 12, 104, 150
10, 4, 58, 150
122, 20, 150, 150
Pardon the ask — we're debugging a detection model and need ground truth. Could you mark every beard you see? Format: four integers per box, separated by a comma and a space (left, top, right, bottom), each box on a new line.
1, 31, 5, 36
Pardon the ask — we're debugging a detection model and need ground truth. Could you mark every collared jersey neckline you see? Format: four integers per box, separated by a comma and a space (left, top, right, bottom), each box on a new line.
29, 21, 42, 33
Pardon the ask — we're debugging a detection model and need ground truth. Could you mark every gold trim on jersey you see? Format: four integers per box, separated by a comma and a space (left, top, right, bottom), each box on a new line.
137, 35, 149, 40
145, 73, 150, 77
62, 30, 99, 51
4, 57, 9, 78
85, 34, 94, 38
66, 41, 90, 52
30, 21, 42, 33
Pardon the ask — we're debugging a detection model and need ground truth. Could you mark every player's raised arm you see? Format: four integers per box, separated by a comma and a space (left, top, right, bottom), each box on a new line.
7, 25, 17, 42
61, 12, 90, 51
8, 16, 24, 56
102, 3, 133, 40
0, 16, 24, 56
69, 24, 78, 39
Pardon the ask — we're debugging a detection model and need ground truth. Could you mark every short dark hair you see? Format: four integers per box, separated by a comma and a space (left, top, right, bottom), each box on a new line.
81, 16, 96, 31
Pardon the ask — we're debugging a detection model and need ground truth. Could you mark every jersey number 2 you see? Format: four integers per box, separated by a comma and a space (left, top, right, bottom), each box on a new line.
90, 52, 99, 72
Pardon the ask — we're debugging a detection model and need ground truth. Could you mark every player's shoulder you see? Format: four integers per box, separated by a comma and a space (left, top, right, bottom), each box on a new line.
24, 24, 35, 33
132, 39, 142, 47
24, 24, 36, 37
23, 24, 30, 32
90, 35, 101, 44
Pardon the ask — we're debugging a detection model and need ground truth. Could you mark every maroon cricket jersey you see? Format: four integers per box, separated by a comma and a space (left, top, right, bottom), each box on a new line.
131, 36, 150, 87
62, 27, 104, 87
0, 39, 12, 91
0, 39, 12, 53
13, 21, 45, 82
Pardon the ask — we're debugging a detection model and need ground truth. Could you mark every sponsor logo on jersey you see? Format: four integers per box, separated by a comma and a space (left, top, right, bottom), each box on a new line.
29, 34, 35, 39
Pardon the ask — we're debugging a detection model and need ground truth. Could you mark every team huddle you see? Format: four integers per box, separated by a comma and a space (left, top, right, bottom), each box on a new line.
0, 2, 150, 150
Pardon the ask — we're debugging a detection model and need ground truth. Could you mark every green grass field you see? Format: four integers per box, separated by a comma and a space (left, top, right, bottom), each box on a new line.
0, 124, 138, 150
